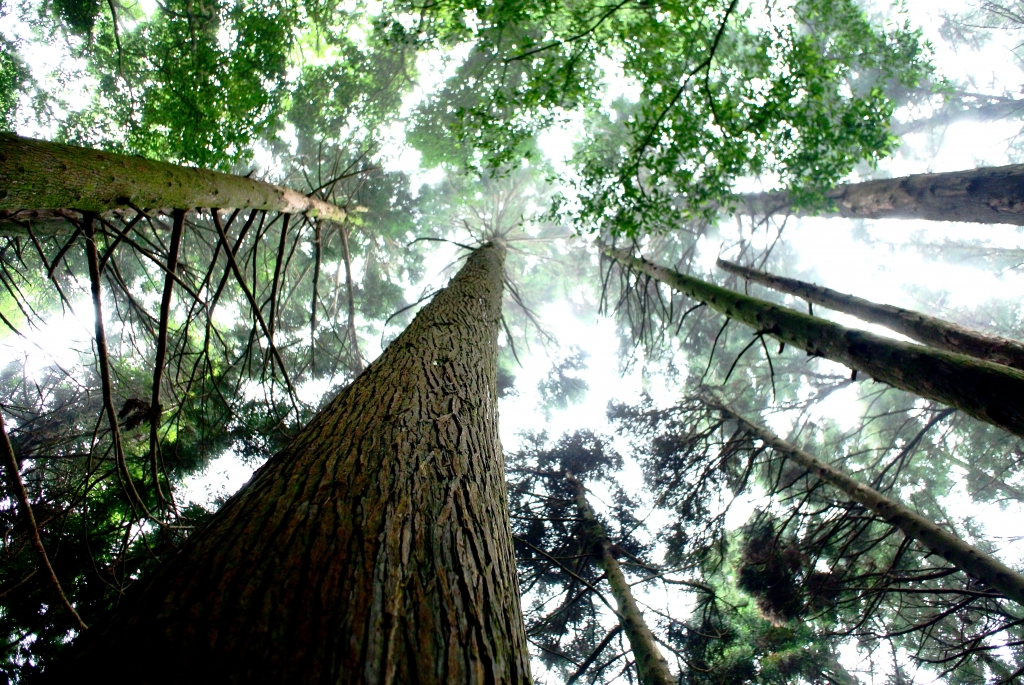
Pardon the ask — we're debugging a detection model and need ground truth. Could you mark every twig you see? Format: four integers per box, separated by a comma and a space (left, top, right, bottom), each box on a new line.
310, 220, 321, 373
83, 214, 172, 527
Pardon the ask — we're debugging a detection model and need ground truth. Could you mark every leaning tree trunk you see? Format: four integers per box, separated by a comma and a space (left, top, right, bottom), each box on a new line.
606, 248, 1024, 439
564, 472, 674, 685
49, 242, 532, 684
730, 164, 1024, 225
0, 133, 347, 222
717, 258, 1024, 371
711, 400, 1024, 607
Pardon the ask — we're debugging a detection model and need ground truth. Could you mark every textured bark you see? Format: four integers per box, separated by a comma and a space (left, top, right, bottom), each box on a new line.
717, 258, 1024, 371
731, 164, 1024, 225
714, 402, 1024, 607
564, 472, 674, 685
607, 248, 1024, 438
0, 134, 347, 222
51, 242, 532, 684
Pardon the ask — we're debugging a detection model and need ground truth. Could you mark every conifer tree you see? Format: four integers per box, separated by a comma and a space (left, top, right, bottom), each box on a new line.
508, 431, 673, 685
48, 241, 532, 683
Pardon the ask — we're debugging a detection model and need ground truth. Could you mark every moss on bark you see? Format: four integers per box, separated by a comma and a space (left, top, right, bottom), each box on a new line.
0, 134, 346, 222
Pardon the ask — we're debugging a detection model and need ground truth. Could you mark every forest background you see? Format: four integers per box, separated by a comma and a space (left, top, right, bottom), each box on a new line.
2, 0, 1024, 682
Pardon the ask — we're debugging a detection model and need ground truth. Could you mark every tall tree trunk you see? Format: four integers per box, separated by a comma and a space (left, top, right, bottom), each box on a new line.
710, 399, 1024, 608
730, 164, 1024, 225
0, 133, 347, 222
606, 248, 1024, 439
50, 242, 533, 684
717, 258, 1024, 371
564, 472, 674, 685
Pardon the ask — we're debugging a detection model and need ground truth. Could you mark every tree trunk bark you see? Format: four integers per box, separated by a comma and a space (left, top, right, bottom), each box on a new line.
564, 472, 674, 685
606, 248, 1024, 439
712, 400, 1024, 608
730, 164, 1024, 225
0, 134, 347, 222
717, 258, 1024, 371
50, 241, 533, 684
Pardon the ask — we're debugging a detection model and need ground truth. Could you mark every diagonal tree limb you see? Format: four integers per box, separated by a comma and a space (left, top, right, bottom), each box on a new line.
1, 134, 348, 223
565, 625, 624, 685
310, 220, 321, 373
266, 213, 289, 340
710, 397, 1024, 608
513, 534, 621, 618
607, 246, 1024, 439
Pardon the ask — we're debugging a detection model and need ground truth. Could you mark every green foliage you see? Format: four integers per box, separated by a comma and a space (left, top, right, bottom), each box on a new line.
676, 594, 853, 685
404, 0, 935, 237
52, 0, 101, 36
289, 32, 411, 146
58, 0, 295, 168
0, 35, 29, 131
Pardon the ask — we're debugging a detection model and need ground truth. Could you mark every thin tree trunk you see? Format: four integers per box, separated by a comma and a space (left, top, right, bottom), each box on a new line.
711, 400, 1024, 608
606, 248, 1024, 438
564, 472, 674, 685
730, 164, 1024, 225
0, 133, 347, 222
310, 220, 321, 373
823, 654, 859, 685
52, 242, 532, 684
717, 258, 1024, 371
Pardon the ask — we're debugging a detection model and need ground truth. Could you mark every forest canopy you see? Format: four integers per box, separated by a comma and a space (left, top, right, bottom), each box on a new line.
2, 0, 1024, 683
